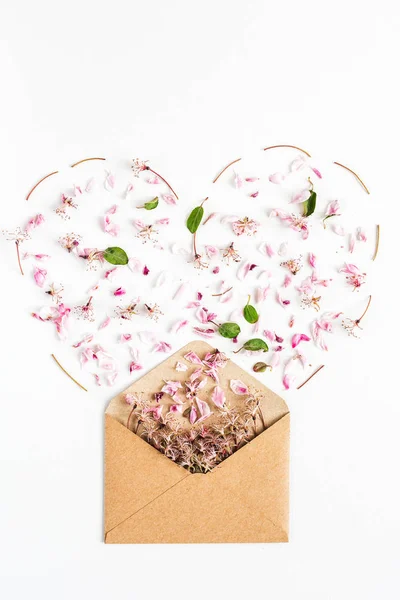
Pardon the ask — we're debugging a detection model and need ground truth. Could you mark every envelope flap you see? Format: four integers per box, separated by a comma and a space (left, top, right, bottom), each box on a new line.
104, 414, 189, 533
105, 413, 290, 543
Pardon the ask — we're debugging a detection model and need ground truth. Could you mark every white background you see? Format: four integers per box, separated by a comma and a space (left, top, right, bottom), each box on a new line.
1, 1, 400, 598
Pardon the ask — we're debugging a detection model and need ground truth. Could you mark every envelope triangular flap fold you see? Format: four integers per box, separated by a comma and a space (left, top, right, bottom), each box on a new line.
105, 413, 290, 544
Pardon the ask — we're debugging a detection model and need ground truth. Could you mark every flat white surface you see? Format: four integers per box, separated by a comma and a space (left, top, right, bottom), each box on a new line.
0, 1, 399, 598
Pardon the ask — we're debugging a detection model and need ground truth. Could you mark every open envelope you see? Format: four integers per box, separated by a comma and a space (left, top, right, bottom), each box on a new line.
104, 341, 290, 543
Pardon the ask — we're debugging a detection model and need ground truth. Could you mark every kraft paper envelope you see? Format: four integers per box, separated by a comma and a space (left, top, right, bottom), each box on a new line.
104, 341, 290, 544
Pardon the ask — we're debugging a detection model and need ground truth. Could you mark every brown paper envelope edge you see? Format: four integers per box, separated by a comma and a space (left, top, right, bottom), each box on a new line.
105, 413, 290, 544
104, 414, 190, 533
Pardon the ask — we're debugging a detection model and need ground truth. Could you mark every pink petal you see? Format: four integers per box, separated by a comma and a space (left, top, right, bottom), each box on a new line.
103, 214, 120, 236
114, 287, 126, 296
143, 265, 150, 276
283, 374, 295, 390
72, 333, 94, 348
153, 341, 172, 353
120, 333, 132, 343
349, 233, 355, 254
220, 214, 239, 225
357, 227, 367, 242
85, 178, 95, 193
94, 374, 102, 386
290, 156, 307, 172
104, 172, 115, 191
339, 262, 360, 275
125, 183, 134, 198
263, 329, 275, 342
256, 286, 270, 302
245, 177, 259, 182
211, 386, 226, 408
283, 274, 292, 288
128, 257, 142, 272
193, 327, 215, 339
26, 213, 45, 232
171, 319, 188, 334
269, 172, 285, 184
233, 171, 243, 189
203, 212, 218, 225
173, 282, 189, 300
153, 271, 167, 287
311, 166, 322, 179
291, 333, 311, 348
155, 217, 169, 225
106, 204, 118, 215
175, 361, 188, 372
137, 331, 157, 345
278, 242, 288, 257
104, 267, 118, 280
106, 371, 118, 386
230, 379, 249, 395
184, 351, 203, 365
276, 292, 290, 308
309, 253, 317, 269
237, 261, 252, 281
250, 191, 259, 198
332, 224, 345, 236
146, 175, 160, 184
189, 405, 198, 424
259, 242, 274, 257
169, 404, 184, 414
326, 200, 341, 216
33, 266, 47, 288
196, 398, 211, 422
171, 243, 191, 257
196, 307, 209, 324
291, 189, 310, 204
270, 352, 280, 368
161, 193, 177, 206
204, 245, 218, 259
129, 361, 143, 372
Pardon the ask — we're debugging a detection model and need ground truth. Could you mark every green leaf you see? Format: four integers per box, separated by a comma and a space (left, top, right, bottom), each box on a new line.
303, 191, 317, 217
218, 322, 241, 339
253, 362, 269, 373
103, 247, 129, 266
243, 303, 259, 324
143, 197, 159, 210
243, 338, 269, 352
186, 206, 204, 233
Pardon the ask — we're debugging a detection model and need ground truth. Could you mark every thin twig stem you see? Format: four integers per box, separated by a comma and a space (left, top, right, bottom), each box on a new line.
70, 157, 106, 167
51, 354, 88, 391
372, 224, 380, 261
127, 405, 137, 431
333, 161, 370, 194
263, 144, 311, 157
15, 242, 24, 276
297, 365, 325, 390
213, 158, 242, 183
212, 286, 233, 297
26, 171, 59, 201
357, 295, 372, 325
147, 167, 179, 200
193, 232, 198, 257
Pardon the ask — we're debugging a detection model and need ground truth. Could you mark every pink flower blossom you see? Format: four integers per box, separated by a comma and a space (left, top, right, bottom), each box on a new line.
270, 209, 310, 240
232, 217, 259, 236
339, 263, 366, 290
230, 379, 249, 395
211, 386, 226, 408
291, 333, 311, 348
33, 266, 47, 287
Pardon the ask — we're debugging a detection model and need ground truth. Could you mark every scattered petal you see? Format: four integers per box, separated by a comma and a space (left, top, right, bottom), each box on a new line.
211, 386, 226, 408
269, 172, 285, 184
230, 379, 249, 395
292, 333, 311, 348
33, 266, 47, 287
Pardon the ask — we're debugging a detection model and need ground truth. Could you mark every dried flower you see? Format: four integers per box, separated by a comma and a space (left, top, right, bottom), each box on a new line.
131, 158, 148, 177
301, 294, 321, 311
222, 242, 241, 263
45, 283, 64, 303
232, 217, 259, 236
74, 296, 95, 321
280, 256, 303, 275
115, 300, 139, 321
55, 194, 78, 219
339, 263, 366, 291
134, 220, 159, 244
145, 303, 163, 321
59, 233, 82, 253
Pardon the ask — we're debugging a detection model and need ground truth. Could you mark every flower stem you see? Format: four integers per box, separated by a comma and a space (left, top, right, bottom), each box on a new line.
146, 167, 179, 200
212, 286, 233, 297
127, 405, 137, 431
51, 354, 88, 392
193, 232, 198, 257
356, 295, 372, 325
372, 224, 380, 261
213, 158, 242, 183
15, 242, 24, 276
297, 365, 325, 390
333, 161, 370, 194
263, 144, 311, 157
71, 157, 106, 167
26, 171, 59, 201
233, 346, 244, 354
